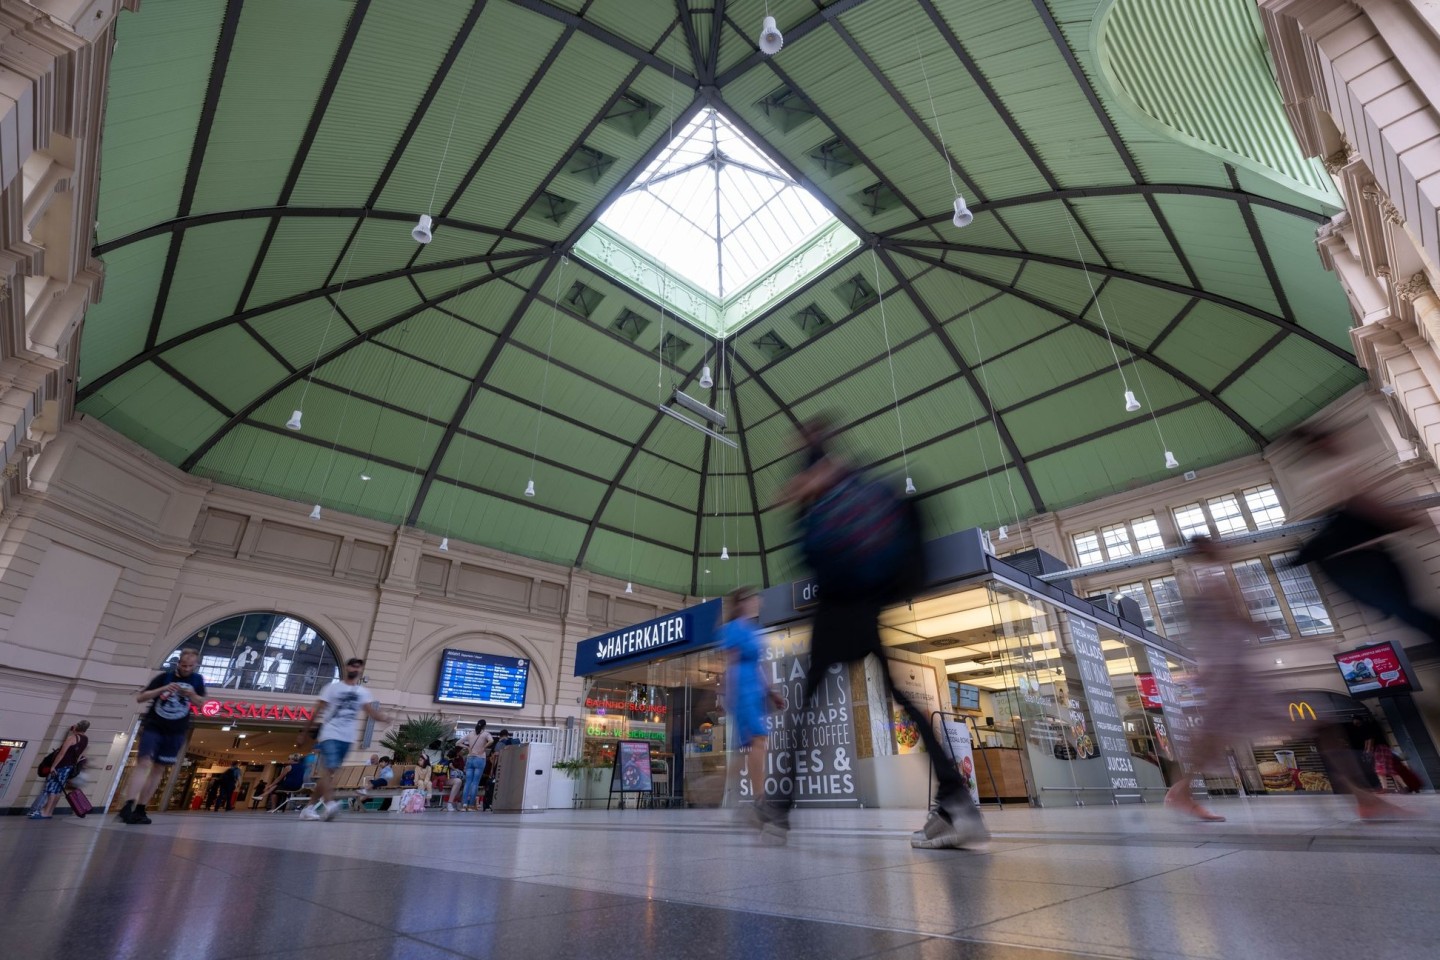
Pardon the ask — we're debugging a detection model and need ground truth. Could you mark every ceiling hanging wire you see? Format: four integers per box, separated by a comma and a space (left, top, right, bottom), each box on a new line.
413, 51, 472, 245
1062, 209, 1178, 469
311, 347, 365, 522
355, 326, 408, 499
625, 484, 638, 594
290, 211, 368, 434
526, 254, 568, 499
868, 248, 916, 496
914, 34, 971, 229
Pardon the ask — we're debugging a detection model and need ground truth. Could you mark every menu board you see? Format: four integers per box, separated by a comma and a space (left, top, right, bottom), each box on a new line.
611, 740, 653, 793
1335, 642, 1417, 696
434, 650, 529, 708
1068, 618, 1141, 801
939, 719, 981, 804
1143, 648, 1194, 770
738, 635, 859, 806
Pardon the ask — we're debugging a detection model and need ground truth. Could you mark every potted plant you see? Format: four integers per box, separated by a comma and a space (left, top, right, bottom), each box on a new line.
380, 713, 449, 763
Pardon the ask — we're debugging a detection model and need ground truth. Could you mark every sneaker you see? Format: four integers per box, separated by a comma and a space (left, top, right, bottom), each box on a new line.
445, 802, 455, 812
356, 788, 369, 797
910, 806, 989, 850
322, 803, 340, 821
299, 804, 324, 821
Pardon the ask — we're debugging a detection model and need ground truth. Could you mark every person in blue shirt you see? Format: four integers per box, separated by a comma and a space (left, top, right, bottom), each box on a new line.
718, 586, 773, 827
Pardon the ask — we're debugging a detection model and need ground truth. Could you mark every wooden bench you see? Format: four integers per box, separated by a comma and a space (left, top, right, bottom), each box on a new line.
331, 764, 443, 812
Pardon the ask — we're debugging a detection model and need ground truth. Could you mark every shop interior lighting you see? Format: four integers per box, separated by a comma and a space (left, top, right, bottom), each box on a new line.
672, 388, 727, 428
285, 410, 302, 431
656, 404, 737, 449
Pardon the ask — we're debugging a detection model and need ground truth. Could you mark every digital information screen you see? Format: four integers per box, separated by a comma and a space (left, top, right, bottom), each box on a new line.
435, 650, 530, 708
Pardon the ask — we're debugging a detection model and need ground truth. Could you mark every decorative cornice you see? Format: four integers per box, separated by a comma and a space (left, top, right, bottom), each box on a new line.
1360, 184, 1404, 225
1322, 141, 1355, 175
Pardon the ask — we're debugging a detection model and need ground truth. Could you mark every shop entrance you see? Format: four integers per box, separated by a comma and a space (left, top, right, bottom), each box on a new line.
111, 719, 310, 813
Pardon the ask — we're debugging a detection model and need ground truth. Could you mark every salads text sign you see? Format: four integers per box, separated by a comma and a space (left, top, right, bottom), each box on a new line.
1069, 618, 1142, 802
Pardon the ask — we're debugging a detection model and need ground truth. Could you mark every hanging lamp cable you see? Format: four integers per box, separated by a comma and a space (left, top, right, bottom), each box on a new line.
528, 254, 568, 485
870, 239, 910, 486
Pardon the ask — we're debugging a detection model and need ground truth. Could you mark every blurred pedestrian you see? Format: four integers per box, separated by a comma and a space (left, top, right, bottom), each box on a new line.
765, 418, 986, 849
1164, 536, 1272, 821
217, 762, 241, 811
119, 650, 208, 825
1289, 425, 1440, 652
300, 656, 391, 821
718, 586, 774, 832
30, 720, 89, 820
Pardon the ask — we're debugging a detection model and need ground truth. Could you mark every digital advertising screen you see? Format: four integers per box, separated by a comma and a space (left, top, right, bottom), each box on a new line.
950, 681, 981, 712
1334, 642, 1417, 697
434, 649, 530, 708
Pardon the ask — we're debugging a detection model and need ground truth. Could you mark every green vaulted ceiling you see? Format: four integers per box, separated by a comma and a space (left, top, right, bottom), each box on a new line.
77, 0, 1360, 596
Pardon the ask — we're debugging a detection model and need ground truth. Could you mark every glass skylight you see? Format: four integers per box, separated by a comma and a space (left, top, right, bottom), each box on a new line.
598, 109, 837, 298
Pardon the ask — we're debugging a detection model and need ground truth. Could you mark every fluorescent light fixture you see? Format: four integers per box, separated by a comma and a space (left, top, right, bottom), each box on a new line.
672, 389, 726, 428
656, 404, 737, 448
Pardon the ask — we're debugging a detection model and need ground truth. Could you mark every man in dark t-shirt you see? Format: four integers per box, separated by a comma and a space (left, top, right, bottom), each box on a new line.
118, 649, 208, 825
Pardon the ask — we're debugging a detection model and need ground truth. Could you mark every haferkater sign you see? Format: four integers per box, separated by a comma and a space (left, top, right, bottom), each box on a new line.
189, 699, 314, 722
574, 599, 720, 675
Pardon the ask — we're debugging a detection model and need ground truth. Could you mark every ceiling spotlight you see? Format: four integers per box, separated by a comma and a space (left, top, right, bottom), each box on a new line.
721, 546, 729, 560
998, 525, 1009, 541
524, 479, 536, 497
904, 476, 916, 495
309, 504, 322, 520
411, 213, 433, 244
285, 409, 303, 431
699, 365, 714, 389
1124, 390, 1141, 413
625, 582, 634, 594
439, 537, 449, 552
1164, 451, 1179, 470
952, 195, 973, 228
360, 473, 371, 481
758, 15, 783, 55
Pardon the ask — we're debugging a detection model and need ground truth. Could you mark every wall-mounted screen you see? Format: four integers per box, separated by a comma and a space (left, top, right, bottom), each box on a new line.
1334, 641, 1418, 697
950, 681, 981, 712
435, 650, 529, 708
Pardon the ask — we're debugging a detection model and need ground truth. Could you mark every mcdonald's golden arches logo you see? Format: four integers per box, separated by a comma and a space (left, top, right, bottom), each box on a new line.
1288, 701, 1316, 722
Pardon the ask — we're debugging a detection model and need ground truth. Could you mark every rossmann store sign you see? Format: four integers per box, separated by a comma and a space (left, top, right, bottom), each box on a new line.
574, 599, 721, 676
189, 698, 314, 722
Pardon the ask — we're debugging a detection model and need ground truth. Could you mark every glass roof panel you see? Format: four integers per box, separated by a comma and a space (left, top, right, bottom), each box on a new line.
597, 108, 837, 299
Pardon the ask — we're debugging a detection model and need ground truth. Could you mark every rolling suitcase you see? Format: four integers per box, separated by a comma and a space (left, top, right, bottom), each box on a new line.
66, 788, 93, 818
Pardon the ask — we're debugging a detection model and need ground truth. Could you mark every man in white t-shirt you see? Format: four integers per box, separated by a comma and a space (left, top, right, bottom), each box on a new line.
300, 656, 390, 821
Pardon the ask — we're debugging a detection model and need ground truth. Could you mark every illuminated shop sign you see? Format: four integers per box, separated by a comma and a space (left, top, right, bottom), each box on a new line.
575, 598, 721, 675
1287, 701, 1316, 722
583, 697, 670, 714
190, 699, 314, 722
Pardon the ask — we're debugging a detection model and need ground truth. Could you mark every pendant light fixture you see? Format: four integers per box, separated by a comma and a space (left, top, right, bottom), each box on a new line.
758, 6, 783, 55
526, 256, 567, 501
286, 410, 303, 431
998, 525, 1009, 541
720, 546, 729, 560
917, 32, 1023, 540
905, 477, 917, 495
412, 53, 470, 245
698, 364, 713, 389
1124, 390, 1141, 413
439, 537, 449, 552
287, 211, 367, 433
309, 504, 322, 520
1165, 451, 1180, 470
625, 582, 634, 594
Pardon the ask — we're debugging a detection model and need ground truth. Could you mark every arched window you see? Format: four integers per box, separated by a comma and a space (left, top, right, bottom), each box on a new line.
163, 613, 341, 697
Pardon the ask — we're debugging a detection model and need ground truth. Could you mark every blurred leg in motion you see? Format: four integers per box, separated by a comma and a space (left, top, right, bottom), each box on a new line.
1316, 548, 1440, 650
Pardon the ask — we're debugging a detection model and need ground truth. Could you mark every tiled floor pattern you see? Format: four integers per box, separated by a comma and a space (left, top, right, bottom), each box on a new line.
5, 795, 1438, 959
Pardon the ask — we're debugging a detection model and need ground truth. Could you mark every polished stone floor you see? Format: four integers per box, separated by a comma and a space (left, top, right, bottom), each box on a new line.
5, 795, 1439, 960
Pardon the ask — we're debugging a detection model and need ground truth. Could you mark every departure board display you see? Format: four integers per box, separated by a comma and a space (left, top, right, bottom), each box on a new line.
435, 650, 529, 708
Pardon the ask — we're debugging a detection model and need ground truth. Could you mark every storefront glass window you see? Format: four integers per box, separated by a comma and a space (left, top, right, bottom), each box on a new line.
164, 613, 341, 696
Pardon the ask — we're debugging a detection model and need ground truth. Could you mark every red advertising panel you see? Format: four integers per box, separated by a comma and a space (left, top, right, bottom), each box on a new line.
1334, 642, 1414, 696
1135, 674, 1162, 710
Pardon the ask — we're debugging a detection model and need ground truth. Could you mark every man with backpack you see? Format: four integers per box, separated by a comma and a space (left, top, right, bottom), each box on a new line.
759, 418, 988, 850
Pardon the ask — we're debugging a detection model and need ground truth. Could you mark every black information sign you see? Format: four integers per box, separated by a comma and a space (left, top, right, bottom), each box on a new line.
738, 636, 859, 807
1069, 618, 1142, 802
1144, 647, 1194, 770
434, 650, 530, 708
611, 740, 654, 793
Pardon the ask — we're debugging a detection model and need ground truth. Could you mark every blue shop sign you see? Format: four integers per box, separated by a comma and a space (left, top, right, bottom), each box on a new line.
574, 598, 721, 676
